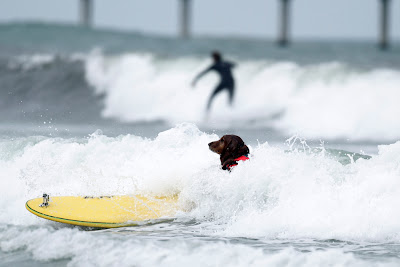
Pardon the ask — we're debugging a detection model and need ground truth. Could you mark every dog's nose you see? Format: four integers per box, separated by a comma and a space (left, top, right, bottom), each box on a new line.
208, 142, 212, 147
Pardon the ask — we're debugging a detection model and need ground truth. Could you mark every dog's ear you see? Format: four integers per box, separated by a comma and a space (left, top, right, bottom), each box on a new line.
226, 138, 239, 154
237, 144, 250, 155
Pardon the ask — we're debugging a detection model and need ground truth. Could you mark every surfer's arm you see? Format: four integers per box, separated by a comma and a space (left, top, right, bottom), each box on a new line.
227, 61, 236, 68
192, 66, 213, 87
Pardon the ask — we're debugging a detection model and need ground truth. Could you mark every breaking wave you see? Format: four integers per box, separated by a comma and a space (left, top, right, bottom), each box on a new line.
84, 51, 400, 140
1, 124, 400, 242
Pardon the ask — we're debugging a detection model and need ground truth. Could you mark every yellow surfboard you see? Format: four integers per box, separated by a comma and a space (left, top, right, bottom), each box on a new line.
26, 194, 179, 228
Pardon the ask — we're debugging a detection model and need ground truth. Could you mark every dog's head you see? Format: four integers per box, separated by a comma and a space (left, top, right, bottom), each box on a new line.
208, 135, 249, 159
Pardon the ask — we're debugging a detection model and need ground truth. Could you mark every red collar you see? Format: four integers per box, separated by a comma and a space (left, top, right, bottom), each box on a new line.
234, 155, 249, 161
226, 155, 249, 170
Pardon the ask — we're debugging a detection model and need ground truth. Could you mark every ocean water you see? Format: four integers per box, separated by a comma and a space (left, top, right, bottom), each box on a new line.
1, 22, 400, 266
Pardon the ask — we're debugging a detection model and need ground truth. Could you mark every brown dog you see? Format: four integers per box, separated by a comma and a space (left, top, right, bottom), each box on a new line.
208, 135, 250, 170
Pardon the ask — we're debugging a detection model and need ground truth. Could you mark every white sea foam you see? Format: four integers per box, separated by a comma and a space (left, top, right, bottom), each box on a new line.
8, 53, 85, 70
1, 226, 398, 267
0, 124, 217, 225
183, 140, 400, 242
1, 124, 400, 243
84, 51, 400, 140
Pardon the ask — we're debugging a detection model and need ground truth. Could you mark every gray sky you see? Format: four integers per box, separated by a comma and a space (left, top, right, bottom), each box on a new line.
1, 0, 399, 40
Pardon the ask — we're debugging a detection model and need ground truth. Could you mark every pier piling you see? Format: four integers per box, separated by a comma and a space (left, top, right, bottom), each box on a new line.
180, 0, 192, 38
379, 0, 391, 49
278, 0, 291, 46
80, 0, 93, 27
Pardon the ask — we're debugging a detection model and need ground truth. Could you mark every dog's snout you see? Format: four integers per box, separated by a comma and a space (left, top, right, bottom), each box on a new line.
208, 142, 212, 147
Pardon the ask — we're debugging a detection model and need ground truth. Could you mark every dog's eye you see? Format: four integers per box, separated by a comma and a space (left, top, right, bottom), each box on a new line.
220, 138, 224, 143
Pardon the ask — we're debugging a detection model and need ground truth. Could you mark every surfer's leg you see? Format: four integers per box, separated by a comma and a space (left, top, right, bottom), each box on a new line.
227, 84, 234, 106
207, 84, 225, 111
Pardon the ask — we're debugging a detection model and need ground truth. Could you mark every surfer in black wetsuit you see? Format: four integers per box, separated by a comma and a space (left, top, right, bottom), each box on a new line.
192, 51, 236, 111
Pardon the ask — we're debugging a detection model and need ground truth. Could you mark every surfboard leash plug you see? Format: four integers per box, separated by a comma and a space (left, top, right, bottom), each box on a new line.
39, 193, 50, 207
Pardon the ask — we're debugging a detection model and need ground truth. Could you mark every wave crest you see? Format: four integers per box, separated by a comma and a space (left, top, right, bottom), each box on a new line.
85, 51, 400, 140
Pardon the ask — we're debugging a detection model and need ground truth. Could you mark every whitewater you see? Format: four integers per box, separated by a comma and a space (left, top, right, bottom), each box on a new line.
84, 50, 400, 140
6, 48, 400, 141
1, 23, 400, 266
1, 124, 400, 266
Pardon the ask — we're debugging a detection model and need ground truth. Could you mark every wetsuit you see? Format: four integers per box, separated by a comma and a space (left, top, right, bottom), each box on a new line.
193, 61, 236, 111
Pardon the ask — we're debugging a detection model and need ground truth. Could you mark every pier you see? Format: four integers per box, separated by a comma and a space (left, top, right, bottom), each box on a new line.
76, 0, 396, 49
